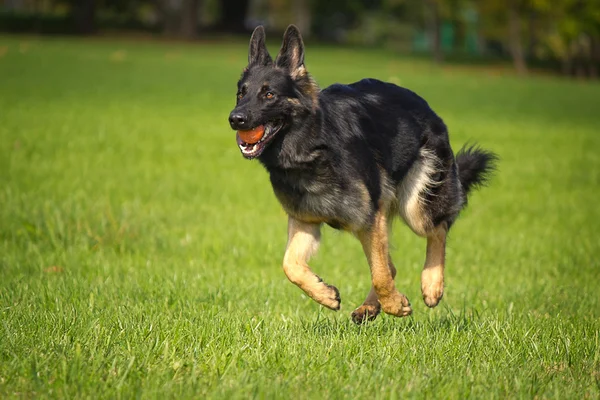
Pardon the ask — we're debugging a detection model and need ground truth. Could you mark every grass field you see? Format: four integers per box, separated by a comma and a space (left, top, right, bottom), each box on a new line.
1, 35, 599, 399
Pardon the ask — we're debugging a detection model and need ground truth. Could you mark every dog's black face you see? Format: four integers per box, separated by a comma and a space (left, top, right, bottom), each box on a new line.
229, 25, 315, 159
230, 64, 291, 159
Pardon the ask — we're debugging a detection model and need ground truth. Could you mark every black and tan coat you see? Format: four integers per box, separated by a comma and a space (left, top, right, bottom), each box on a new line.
229, 25, 497, 324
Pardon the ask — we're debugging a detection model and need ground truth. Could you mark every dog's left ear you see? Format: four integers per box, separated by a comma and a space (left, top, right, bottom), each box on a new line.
275, 25, 306, 79
249, 26, 272, 66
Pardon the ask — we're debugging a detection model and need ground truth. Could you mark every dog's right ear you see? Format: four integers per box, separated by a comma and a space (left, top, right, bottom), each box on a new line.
248, 26, 272, 66
275, 25, 305, 79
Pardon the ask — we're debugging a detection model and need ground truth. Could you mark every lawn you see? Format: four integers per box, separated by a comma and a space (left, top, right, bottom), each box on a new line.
0, 35, 599, 399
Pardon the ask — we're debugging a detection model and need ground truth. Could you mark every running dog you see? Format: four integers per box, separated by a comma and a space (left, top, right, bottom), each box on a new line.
228, 25, 497, 324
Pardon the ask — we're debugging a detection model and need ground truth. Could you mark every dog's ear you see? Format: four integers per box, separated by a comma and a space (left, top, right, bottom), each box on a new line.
248, 26, 272, 66
275, 25, 306, 79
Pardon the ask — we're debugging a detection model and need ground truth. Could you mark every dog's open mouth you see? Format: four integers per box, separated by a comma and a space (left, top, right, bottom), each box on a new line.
236, 121, 283, 159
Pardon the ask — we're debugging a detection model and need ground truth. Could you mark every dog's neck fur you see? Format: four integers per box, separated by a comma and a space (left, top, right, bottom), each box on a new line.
293, 70, 320, 111
258, 108, 323, 170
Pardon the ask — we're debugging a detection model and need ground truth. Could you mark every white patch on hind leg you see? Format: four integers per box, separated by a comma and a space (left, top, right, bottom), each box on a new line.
397, 147, 443, 236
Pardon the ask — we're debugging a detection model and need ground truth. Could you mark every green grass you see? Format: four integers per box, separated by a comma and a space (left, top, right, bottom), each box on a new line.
1, 36, 599, 399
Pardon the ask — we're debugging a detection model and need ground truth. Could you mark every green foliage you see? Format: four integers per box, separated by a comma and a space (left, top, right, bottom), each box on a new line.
1, 36, 600, 398
474, 0, 600, 73
533, 0, 600, 62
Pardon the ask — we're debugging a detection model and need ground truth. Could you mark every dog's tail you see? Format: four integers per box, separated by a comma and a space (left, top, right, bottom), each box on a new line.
456, 144, 498, 197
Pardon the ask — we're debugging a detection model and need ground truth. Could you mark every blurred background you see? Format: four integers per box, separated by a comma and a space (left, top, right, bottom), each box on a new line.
1, 0, 600, 78
1, 1, 600, 397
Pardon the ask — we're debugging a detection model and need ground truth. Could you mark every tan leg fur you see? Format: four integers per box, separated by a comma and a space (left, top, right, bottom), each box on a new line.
351, 255, 397, 324
283, 217, 341, 310
357, 207, 412, 318
421, 222, 448, 307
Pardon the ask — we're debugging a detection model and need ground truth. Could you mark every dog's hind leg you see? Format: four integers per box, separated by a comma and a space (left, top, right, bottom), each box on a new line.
351, 254, 397, 324
421, 221, 448, 308
357, 206, 412, 319
283, 216, 341, 310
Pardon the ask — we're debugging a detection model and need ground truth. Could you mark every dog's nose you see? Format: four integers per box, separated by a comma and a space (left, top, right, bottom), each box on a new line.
229, 112, 248, 129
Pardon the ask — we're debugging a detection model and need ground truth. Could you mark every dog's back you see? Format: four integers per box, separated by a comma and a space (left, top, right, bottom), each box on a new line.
320, 78, 448, 181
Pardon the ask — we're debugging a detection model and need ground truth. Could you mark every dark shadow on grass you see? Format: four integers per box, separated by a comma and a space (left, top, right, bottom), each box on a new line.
297, 304, 485, 337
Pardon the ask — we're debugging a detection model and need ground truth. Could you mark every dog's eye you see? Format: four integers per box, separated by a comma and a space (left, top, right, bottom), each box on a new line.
237, 93, 243, 100
265, 92, 274, 100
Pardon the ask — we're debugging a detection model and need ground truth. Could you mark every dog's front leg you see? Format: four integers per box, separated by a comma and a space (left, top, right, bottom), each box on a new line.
283, 216, 341, 310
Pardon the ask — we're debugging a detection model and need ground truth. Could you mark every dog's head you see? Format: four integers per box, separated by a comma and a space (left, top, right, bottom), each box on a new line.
229, 25, 318, 159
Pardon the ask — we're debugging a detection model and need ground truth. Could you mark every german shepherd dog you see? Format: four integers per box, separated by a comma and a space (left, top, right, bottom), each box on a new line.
228, 25, 497, 324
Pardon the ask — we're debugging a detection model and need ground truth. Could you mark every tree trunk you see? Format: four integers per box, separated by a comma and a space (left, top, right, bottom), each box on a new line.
219, 0, 249, 32
573, 38, 587, 79
425, 0, 443, 63
527, 10, 538, 58
180, 0, 200, 39
159, 0, 180, 36
508, 2, 527, 75
591, 36, 600, 79
73, 0, 96, 35
159, 0, 200, 38
292, 0, 311, 38
562, 41, 573, 77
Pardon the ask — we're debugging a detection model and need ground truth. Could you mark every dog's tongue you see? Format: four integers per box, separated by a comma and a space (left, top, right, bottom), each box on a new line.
237, 125, 265, 144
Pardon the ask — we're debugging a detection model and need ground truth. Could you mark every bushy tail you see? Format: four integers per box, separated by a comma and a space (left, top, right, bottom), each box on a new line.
456, 144, 498, 196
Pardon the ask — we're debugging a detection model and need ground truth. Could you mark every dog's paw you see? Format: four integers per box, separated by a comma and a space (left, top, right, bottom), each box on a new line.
380, 292, 412, 317
422, 286, 443, 308
315, 283, 341, 311
351, 304, 381, 324
421, 268, 444, 308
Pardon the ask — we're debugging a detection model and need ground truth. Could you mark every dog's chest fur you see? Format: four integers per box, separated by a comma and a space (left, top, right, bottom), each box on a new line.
266, 157, 372, 231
